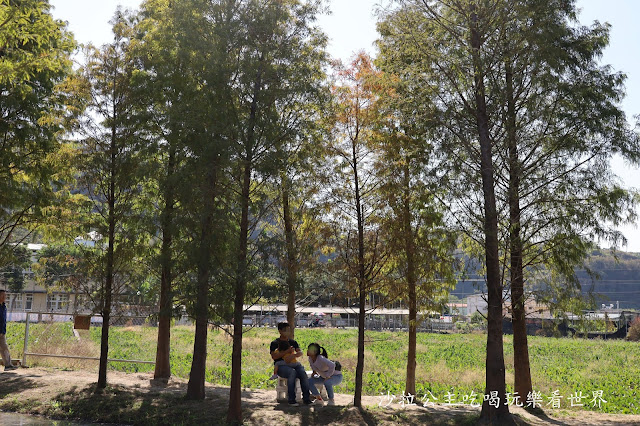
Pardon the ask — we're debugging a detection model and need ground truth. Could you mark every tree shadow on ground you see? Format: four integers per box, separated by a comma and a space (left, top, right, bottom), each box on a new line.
148, 378, 191, 394
363, 406, 481, 426
265, 404, 371, 426
34, 383, 296, 425
0, 373, 38, 399
517, 408, 567, 426
244, 399, 483, 426
41, 383, 240, 425
42, 383, 486, 426
1, 379, 537, 426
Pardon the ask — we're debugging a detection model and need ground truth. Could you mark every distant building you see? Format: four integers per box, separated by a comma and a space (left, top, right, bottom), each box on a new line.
3, 239, 151, 317
466, 293, 488, 315
4, 243, 83, 314
465, 292, 551, 319
446, 302, 468, 316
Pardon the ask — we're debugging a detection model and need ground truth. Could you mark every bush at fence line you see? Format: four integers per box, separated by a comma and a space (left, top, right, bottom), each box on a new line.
628, 317, 640, 341
455, 321, 471, 333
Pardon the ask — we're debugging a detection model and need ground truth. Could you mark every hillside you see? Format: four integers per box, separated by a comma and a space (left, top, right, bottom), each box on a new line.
579, 249, 640, 309
452, 249, 640, 310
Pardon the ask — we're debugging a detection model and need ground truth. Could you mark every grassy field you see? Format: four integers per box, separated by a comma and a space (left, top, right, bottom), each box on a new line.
6, 323, 640, 414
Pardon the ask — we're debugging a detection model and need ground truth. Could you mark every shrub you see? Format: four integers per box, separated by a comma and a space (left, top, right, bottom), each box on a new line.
455, 321, 471, 334
470, 312, 485, 324
627, 317, 640, 341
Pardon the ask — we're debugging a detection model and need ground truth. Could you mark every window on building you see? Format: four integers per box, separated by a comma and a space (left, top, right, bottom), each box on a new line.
47, 294, 69, 311
5, 293, 33, 311
9, 293, 23, 310
25, 293, 33, 311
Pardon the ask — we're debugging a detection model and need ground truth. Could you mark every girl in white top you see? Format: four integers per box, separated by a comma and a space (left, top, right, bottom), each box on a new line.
307, 342, 342, 405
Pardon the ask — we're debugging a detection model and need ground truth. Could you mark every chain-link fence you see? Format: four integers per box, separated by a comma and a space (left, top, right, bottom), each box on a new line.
241, 313, 455, 332
16, 312, 156, 370
4, 310, 456, 371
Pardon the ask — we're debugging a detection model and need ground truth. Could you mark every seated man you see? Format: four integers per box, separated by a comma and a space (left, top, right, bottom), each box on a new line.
270, 322, 312, 406
269, 340, 299, 380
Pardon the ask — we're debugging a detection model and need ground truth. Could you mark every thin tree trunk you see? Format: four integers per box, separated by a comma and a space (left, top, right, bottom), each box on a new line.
355, 277, 366, 408
506, 61, 532, 404
470, 10, 513, 424
186, 276, 209, 400
97, 273, 112, 389
282, 177, 297, 337
186, 167, 216, 400
406, 255, 417, 397
228, 64, 261, 422
97, 116, 117, 390
403, 164, 418, 397
353, 136, 366, 408
228, 159, 251, 421
154, 147, 176, 381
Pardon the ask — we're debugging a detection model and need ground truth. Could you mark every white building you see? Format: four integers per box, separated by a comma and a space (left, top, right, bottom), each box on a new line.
3, 243, 84, 314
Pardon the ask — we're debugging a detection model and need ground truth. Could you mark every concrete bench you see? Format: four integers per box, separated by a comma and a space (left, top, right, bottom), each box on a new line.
276, 371, 328, 402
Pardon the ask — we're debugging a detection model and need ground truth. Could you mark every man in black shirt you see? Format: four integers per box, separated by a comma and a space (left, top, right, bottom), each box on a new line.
270, 322, 312, 406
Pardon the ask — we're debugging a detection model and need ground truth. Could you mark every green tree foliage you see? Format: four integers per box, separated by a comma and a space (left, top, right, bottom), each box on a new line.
0, 0, 75, 266
74, 10, 147, 389
0, 243, 29, 294
372, 64, 458, 397
34, 243, 81, 288
489, 0, 638, 401
627, 317, 640, 342
266, 39, 330, 334
492, 0, 640, 313
129, 0, 212, 382
377, 1, 514, 421
378, 0, 640, 415
225, 0, 329, 419
126, 0, 328, 412
324, 52, 393, 407
179, 0, 237, 401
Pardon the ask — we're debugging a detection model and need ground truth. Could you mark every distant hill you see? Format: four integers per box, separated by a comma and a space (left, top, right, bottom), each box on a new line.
578, 249, 640, 309
451, 249, 640, 310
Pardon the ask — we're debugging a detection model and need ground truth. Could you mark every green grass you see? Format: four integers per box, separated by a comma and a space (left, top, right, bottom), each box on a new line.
7, 323, 640, 414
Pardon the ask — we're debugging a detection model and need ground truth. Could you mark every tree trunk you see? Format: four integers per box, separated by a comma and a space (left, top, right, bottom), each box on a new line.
406, 267, 417, 397
403, 164, 418, 397
355, 277, 366, 408
353, 136, 366, 408
282, 177, 297, 337
186, 296, 208, 400
154, 147, 176, 381
97, 286, 112, 389
97, 119, 117, 390
228, 159, 251, 421
228, 64, 261, 422
506, 61, 532, 404
186, 167, 216, 400
470, 10, 513, 424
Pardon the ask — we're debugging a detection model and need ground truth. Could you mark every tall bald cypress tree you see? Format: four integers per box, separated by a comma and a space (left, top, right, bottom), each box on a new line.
379, 3, 639, 423
226, 1, 328, 420
76, 12, 144, 390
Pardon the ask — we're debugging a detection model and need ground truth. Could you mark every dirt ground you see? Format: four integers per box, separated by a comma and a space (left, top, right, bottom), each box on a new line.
1, 367, 639, 425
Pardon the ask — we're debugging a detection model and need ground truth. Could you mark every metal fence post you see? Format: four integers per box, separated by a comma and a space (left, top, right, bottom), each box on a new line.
22, 312, 30, 367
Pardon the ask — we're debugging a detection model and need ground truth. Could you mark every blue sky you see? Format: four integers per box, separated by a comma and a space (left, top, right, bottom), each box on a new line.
49, 0, 640, 252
